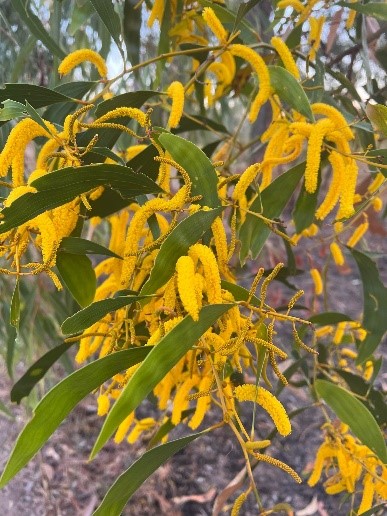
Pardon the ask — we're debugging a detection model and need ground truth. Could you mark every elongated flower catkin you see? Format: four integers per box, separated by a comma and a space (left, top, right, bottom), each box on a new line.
308, 17, 325, 61
58, 49, 107, 77
176, 255, 199, 321
202, 7, 228, 44
234, 384, 291, 436
167, 81, 185, 128
230, 44, 271, 123
310, 268, 323, 295
94, 107, 147, 127
346, 219, 369, 248
270, 37, 300, 79
188, 244, 222, 304
330, 242, 344, 266
311, 103, 354, 140
305, 118, 335, 193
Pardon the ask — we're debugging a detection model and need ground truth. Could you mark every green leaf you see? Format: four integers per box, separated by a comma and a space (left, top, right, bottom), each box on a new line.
309, 312, 353, 325
269, 66, 314, 122
0, 99, 27, 122
95, 91, 160, 118
10, 281, 20, 328
357, 504, 387, 516
349, 249, 387, 364
61, 295, 147, 335
6, 325, 17, 379
175, 114, 229, 135
12, 0, 66, 58
93, 432, 206, 516
366, 103, 387, 136
0, 348, 150, 488
0, 399, 14, 420
233, 0, 262, 32
239, 161, 305, 263
337, 2, 387, 21
42, 82, 97, 124
59, 237, 122, 259
90, 304, 232, 458
123, 0, 142, 66
158, 133, 220, 208
89, 0, 124, 56
315, 380, 387, 463
221, 280, 261, 308
24, 101, 54, 135
0, 84, 72, 109
0, 164, 161, 234
140, 208, 223, 298
11, 342, 76, 404
56, 253, 96, 308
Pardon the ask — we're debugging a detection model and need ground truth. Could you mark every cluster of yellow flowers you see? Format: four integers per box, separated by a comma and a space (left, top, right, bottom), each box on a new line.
308, 423, 387, 514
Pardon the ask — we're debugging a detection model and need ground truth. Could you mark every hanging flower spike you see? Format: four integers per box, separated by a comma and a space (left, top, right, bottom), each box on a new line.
176, 255, 200, 321
311, 103, 354, 140
97, 394, 110, 416
277, 0, 305, 14
231, 492, 248, 516
230, 44, 271, 123
308, 17, 325, 61
166, 81, 185, 129
346, 216, 369, 247
93, 107, 147, 127
270, 36, 300, 80
310, 268, 323, 296
315, 151, 345, 220
330, 242, 345, 266
202, 7, 228, 44
147, 0, 164, 28
58, 49, 107, 78
304, 118, 335, 193
234, 384, 291, 436
188, 243, 222, 304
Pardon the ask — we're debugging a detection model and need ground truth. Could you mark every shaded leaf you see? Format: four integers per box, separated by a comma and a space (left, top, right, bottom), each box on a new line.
56, 253, 96, 308
309, 312, 353, 325
95, 91, 160, 118
24, 101, 53, 134
11, 342, 76, 404
59, 237, 122, 259
269, 66, 314, 122
0, 84, 71, 109
315, 380, 387, 463
141, 208, 223, 298
349, 249, 387, 364
93, 432, 206, 516
159, 133, 220, 208
61, 295, 147, 335
0, 348, 150, 488
89, 0, 123, 55
12, 0, 66, 58
91, 304, 232, 458
233, 0, 262, 32
0, 164, 161, 234
0, 100, 27, 122
10, 281, 20, 328
337, 2, 387, 21
123, 0, 142, 66
0, 400, 14, 419
239, 161, 305, 263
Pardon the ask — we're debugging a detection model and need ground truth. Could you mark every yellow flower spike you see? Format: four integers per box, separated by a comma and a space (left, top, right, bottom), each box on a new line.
277, 0, 305, 13
325, 479, 347, 494
163, 274, 177, 311
231, 491, 247, 516
171, 375, 199, 425
188, 375, 213, 430
126, 144, 147, 161
166, 81, 185, 128
261, 124, 290, 188
270, 36, 300, 80
202, 7, 228, 44
230, 44, 271, 123
34, 213, 59, 267
308, 17, 325, 61
147, 316, 183, 346
315, 325, 333, 338
176, 255, 200, 321
330, 242, 345, 266
220, 51, 236, 81
211, 216, 229, 270
244, 439, 271, 450
127, 417, 156, 444
358, 475, 375, 515
368, 172, 385, 194
253, 452, 302, 482
3, 185, 37, 207
346, 1, 357, 30
308, 442, 337, 486
315, 151, 345, 220
305, 118, 335, 193
311, 103, 354, 140
346, 217, 369, 248
188, 244, 222, 304
93, 107, 147, 127
114, 412, 135, 444
372, 196, 383, 212
97, 394, 110, 416
333, 322, 347, 345
206, 62, 232, 101
232, 163, 261, 203
147, 0, 164, 28
310, 268, 323, 296
234, 384, 291, 436
58, 49, 107, 77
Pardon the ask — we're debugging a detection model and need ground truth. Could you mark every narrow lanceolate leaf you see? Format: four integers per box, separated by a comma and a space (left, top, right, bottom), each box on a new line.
123, 0, 142, 66
11, 341, 76, 404
59, 237, 122, 259
349, 249, 387, 364
12, 0, 66, 58
0, 165, 161, 234
309, 312, 353, 325
140, 208, 223, 298
0, 348, 151, 488
0, 84, 72, 109
269, 66, 314, 122
61, 295, 147, 335
315, 380, 387, 463
158, 133, 220, 208
292, 176, 321, 233
337, 2, 387, 21
366, 103, 387, 136
89, 0, 124, 55
0, 100, 27, 122
56, 253, 96, 308
93, 432, 206, 516
90, 304, 232, 459
10, 281, 20, 328
239, 162, 305, 263
95, 91, 160, 117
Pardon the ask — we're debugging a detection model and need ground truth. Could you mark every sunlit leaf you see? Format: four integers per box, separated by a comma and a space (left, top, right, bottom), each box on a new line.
56, 253, 96, 308
0, 84, 72, 109
59, 237, 122, 259
366, 103, 387, 136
